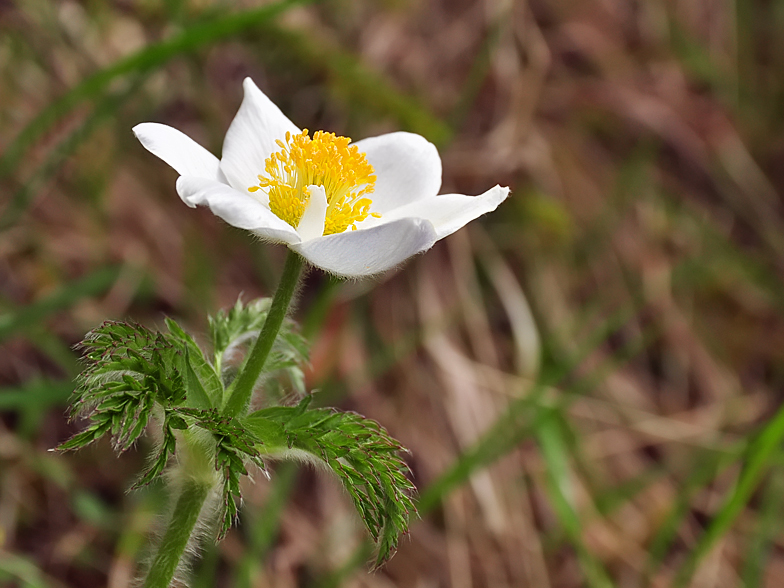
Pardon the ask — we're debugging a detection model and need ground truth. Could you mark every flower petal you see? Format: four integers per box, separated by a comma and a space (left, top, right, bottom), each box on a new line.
374, 185, 510, 239
176, 176, 301, 244
353, 132, 442, 214
292, 218, 438, 277
220, 78, 300, 192
133, 123, 221, 179
297, 185, 327, 242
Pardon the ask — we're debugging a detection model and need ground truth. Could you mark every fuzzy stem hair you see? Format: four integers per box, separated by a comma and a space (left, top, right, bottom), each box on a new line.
141, 478, 212, 588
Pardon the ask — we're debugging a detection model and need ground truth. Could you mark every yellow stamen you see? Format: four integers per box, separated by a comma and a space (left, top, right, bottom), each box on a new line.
248, 130, 378, 235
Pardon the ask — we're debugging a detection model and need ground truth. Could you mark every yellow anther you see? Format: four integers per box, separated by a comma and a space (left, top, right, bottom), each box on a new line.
248, 130, 378, 235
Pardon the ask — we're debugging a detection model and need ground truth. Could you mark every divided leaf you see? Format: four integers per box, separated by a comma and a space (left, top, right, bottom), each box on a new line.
132, 417, 178, 489
209, 297, 308, 403
59, 304, 310, 493
74, 320, 186, 413
166, 317, 222, 408
249, 397, 417, 567
176, 407, 267, 538
58, 303, 411, 569
60, 321, 186, 457
59, 319, 221, 488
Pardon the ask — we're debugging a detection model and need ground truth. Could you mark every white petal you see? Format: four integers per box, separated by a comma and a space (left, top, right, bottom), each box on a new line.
353, 132, 442, 214
133, 123, 221, 179
376, 185, 509, 239
292, 218, 438, 277
176, 176, 301, 244
220, 78, 300, 192
297, 185, 327, 242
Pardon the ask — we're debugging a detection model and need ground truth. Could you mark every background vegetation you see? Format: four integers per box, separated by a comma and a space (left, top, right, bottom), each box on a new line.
2, 0, 784, 586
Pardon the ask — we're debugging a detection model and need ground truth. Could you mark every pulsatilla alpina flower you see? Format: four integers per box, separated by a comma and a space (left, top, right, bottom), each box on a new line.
133, 78, 509, 277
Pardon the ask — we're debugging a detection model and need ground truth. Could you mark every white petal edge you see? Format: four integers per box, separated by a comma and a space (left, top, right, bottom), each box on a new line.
353, 132, 442, 214
219, 78, 300, 193
133, 123, 221, 180
297, 185, 327, 242
375, 185, 510, 239
292, 218, 438, 277
176, 176, 301, 245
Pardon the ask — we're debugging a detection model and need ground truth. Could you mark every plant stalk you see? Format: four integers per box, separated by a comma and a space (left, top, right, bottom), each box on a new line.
142, 479, 212, 588
223, 250, 304, 417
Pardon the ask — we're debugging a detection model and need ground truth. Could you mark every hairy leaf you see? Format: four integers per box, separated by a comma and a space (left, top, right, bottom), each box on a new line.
165, 317, 223, 408
72, 320, 186, 413
208, 297, 308, 403
132, 418, 178, 489
59, 321, 187, 455
249, 397, 417, 567
176, 407, 267, 538
58, 320, 200, 489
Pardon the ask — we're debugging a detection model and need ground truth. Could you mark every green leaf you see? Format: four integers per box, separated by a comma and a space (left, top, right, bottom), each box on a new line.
741, 468, 784, 588
537, 413, 613, 588
210, 298, 271, 372
132, 424, 178, 489
168, 415, 189, 430
673, 400, 784, 587
175, 407, 268, 537
58, 321, 192, 490
57, 421, 112, 452
255, 401, 416, 568
73, 320, 187, 413
181, 347, 214, 410
208, 297, 308, 403
166, 317, 223, 408
243, 414, 287, 447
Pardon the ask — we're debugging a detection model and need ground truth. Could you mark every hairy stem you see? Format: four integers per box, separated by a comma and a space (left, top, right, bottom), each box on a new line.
223, 250, 304, 417
142, 479, 212, 588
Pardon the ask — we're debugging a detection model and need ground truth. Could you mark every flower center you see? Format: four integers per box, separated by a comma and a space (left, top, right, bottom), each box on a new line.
249, 130, 379, 236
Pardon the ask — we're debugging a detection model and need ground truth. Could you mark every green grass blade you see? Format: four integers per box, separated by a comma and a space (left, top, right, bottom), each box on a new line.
416, 385, 549, 514
741, 466, 784, 587
536, 413, 615, 588
0, 380, 73, 410
0, 552, 59, 588
673, 402, 784, 586
24, 329, 82, 376
0, 379, 74, 438
418, 303, 648, 514
308, 303, 653, 584
644, 445, 740, 579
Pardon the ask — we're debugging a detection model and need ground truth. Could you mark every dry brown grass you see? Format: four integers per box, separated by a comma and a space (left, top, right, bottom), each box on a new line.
2, 0, 784, 587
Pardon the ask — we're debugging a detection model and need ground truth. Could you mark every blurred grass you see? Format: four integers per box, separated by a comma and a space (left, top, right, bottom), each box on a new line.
3, 0, 784, 587
675, 401, 784, 586
0, 0, 309, 229
0, 265, 121, 343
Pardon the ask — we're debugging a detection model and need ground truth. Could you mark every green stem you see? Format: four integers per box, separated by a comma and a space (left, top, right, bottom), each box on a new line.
142, 479, 212, 588
223, 250, 304, 417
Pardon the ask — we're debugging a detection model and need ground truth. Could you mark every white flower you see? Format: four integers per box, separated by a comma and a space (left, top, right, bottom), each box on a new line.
133, 78, 509, 277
